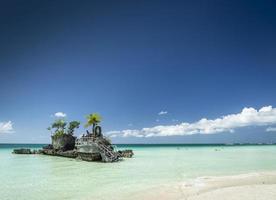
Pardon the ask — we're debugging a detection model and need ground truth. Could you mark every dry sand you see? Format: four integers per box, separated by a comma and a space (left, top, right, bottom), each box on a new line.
185, 172, 276, 200
188, 184, 276, 200
132, 171, 276, 200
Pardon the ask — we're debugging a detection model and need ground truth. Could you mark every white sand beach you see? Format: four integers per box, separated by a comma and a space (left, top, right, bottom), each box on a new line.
186, 172, 276, 200
134, 172, 276, 200
188, 184, 276, 200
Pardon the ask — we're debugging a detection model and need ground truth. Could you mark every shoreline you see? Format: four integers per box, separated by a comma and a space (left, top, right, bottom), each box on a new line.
132, 171, 276, 200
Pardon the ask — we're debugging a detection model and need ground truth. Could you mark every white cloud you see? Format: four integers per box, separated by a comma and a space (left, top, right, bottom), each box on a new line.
158, 111, 168, 115
107, 106, 276, 138
266, 127, 276, 132
54, 112, 67, 118
0, 121, 14, 134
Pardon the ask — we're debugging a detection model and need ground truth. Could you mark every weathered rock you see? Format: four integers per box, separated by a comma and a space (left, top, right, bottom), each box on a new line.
41, 149, 78, 158
13, 147, 134, 162
42, 149, 102, 161
51, 134, 76, 151
13, 148, 32, 154
118, 149, 134, 158
13, 148, 44, 154
41, 149, 56, 156
77, 152, 102, 161
57, 150, 78, 158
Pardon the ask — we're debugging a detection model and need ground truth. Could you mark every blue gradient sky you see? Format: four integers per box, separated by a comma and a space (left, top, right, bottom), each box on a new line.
0, 0, 276, 143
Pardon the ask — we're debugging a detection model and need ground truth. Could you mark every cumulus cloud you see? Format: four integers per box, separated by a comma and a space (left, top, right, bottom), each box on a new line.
107, 106, 276, 138
0, 121, 14, 134
54, 112, 67, 118
158, 111, 168, 115
266, 127, 276, 132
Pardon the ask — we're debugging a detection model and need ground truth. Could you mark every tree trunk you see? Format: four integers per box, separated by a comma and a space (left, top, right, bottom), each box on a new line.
92, 123, 95, 134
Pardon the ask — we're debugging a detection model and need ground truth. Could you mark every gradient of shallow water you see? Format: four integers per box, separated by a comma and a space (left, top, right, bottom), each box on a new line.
1, 144, 276, 200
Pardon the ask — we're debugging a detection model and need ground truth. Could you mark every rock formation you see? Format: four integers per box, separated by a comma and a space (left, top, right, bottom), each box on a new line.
118, 150, 134, 158
51, 134, 76, 151
13, 115, 134, 162
13, 147, 134, 161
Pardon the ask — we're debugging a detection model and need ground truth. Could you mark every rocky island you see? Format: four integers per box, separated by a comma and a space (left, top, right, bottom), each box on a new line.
13, 113, 133, 162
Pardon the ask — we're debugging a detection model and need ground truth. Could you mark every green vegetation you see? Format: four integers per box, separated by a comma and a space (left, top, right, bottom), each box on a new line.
53, 130, 65, 138
48, 119, 80, 138
52, 119, 67, 132
47, 113, 102, 137
67, 121, 81, 135
85, 113, 102, 133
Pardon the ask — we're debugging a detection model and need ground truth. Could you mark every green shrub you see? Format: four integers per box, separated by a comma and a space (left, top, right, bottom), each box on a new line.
48, 119, 80, 137
52, 130, 65, 139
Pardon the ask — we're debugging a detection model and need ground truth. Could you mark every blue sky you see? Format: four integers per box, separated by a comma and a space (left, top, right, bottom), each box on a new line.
0, 0, 276, 143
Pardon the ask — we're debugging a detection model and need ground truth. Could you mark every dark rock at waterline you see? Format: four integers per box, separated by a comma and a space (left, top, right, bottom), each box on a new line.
41, 149, 78, 158
118, 149, 134, 158
13, 148, 133, 161
57, 150, 78, 158
77, 152, 102, 161
41, 149, 56, 156
41, 148, 79, 158
13, 148, 38, 154
13, 145, 133, 162
13, 148, 32, 154
41, 149, 102, 161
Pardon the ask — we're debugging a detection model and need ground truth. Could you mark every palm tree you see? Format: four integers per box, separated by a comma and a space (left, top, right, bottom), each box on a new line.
85, 113, 102, 134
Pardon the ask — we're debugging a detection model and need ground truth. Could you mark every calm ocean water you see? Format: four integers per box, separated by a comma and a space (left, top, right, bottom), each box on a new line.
1, 144, 276, 200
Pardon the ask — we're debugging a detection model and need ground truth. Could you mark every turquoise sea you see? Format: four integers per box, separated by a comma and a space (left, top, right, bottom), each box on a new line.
1, 144, 276, 200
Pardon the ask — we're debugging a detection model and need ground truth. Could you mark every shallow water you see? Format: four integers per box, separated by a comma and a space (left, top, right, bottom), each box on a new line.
1, 144, 276, 200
